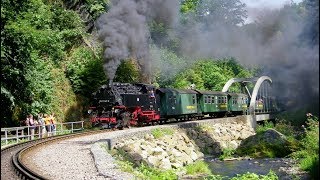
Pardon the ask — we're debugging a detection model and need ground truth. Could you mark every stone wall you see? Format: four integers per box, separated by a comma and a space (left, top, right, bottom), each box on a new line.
106, 116, 256, 170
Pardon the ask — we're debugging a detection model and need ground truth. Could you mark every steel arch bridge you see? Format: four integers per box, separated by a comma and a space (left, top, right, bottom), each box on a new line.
222, 76, 280, 115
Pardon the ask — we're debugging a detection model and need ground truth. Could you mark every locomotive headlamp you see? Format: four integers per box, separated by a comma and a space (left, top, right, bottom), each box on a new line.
88, 109, 92, 114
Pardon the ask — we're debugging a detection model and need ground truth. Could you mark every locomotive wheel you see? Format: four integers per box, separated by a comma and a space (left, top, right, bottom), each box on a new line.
137, 121, 144, 127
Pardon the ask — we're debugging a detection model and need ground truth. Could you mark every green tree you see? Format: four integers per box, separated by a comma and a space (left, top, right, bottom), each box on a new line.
114, 60, 140, 83
1, 0, 85, 126
194, 0, 247, 26
65, 46, 107, 96
172, 59, 254, 91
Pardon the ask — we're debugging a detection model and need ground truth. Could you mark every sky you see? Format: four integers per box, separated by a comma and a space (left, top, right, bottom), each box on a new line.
241, 0, 304, 23
241, 0, 303, 8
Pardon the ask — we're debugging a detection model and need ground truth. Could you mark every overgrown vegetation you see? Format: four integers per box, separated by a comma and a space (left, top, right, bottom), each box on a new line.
229, 170, 278, 180
219, 148, 236, 160
290, 116, 319, 179
151, 128, 175, 139
235, 115, 319, 179
185, 160, 211, 175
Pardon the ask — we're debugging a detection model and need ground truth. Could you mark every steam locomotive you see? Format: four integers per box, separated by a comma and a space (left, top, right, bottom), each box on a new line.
88, 82, 252, 128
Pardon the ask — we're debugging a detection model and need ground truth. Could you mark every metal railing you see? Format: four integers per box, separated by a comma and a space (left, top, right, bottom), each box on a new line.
1, 121, 84, 146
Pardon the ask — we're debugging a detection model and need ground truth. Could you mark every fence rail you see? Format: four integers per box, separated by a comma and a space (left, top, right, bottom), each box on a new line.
1, 121, 84, 146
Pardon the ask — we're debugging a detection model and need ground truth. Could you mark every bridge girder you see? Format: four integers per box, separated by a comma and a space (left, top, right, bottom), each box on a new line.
222, 76, 272, 114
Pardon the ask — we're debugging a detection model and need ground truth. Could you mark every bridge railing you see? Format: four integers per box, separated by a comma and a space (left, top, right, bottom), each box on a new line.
1, 121, 84, 146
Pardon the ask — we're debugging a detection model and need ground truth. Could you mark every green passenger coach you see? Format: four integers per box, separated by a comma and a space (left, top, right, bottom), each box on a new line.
195, 90, 228, 117
227, 92, 249, 115
157, 88, 198, 118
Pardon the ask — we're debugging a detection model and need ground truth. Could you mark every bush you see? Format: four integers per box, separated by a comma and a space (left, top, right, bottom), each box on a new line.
219, 148, 236, 160
185, 160, 212, 175
230, 170, 278, 180
290, 116, 319, 179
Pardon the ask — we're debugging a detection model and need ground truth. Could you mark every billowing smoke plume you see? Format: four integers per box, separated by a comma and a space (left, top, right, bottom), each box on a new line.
175, 2, 319, 111
96, 0, 318, 111
96, 0, 179, 83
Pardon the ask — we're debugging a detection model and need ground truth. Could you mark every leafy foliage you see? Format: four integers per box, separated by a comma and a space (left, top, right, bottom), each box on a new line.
1, 0, 85, 125
65, 46, 107, 96
290, 116, 319, 179
150, 46, 188, 87
151, 128, 175, 139
180, 0, 200, 13
185, 160, 212, 175
187, 0, 247, 26
114, 59, 140, 83
219, 148, 236, 160
229, 170, 278, 180
171, 58, 254, 91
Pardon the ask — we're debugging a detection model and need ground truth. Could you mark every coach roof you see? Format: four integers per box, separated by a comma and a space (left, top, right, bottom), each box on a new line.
194, 90, 227, 96
157, 88, 198, 94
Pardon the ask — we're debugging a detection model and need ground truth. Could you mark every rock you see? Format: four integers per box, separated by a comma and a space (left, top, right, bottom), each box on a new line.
129, 152, 143, 162
228, 141, 238, 149
181, 133, 191, 143
159, 158, 172, 170
171, 162, 183, 169
170, 148, 182, 157
190, 151, 198, 160
263, 129, 287, 144
152, 146, 165, 156
146, 156, 160, 167
144, 134, 154, 140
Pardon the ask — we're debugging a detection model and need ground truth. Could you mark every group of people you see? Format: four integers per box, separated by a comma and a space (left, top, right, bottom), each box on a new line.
24, 113, 57, 140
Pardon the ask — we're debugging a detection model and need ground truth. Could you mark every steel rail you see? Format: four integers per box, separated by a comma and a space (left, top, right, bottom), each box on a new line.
2, 129, 110, 180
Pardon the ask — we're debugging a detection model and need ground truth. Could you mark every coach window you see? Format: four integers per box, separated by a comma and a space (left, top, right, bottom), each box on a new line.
204, 96, 207, 104
208, 96, 211, 104
192, 95, 196, 104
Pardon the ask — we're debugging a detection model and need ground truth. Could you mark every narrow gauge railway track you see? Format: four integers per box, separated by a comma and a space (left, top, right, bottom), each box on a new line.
1, 129, 111, 180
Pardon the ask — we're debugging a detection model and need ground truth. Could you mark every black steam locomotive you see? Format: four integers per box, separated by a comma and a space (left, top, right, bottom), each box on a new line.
88, 82, 160, 128
88, 82, 253, 128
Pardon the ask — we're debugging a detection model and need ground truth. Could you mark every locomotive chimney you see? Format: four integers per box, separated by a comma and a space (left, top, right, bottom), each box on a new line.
108, 79, 113, 88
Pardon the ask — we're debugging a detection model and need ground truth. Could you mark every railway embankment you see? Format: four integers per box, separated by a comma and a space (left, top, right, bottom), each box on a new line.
91, 115, 310, 179
92, 116, 257, 174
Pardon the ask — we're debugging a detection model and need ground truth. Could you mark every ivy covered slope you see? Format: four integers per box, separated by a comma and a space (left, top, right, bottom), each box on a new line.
1, 0, 109, 126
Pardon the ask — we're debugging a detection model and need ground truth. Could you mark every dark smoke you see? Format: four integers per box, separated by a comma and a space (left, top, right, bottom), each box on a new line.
96, 0, 318, 112
174, 2, 319, 111
96, 0, 179, 83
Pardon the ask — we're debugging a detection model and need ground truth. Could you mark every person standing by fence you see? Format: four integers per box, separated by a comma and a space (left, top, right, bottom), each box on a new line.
44, 114, 52, 137
50, 113, 57, 136
25, 114, 35, 140
37, 113, 46, 138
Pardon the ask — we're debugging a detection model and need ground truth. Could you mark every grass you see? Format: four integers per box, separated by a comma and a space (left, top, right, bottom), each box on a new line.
219, 148, 236, 160
185, 160, 212, 175
1, 138, 29, 147
137, 163, 177, 180
256, 121, 275, 134
229, 170, 278, 180
151, 128, 174, 139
